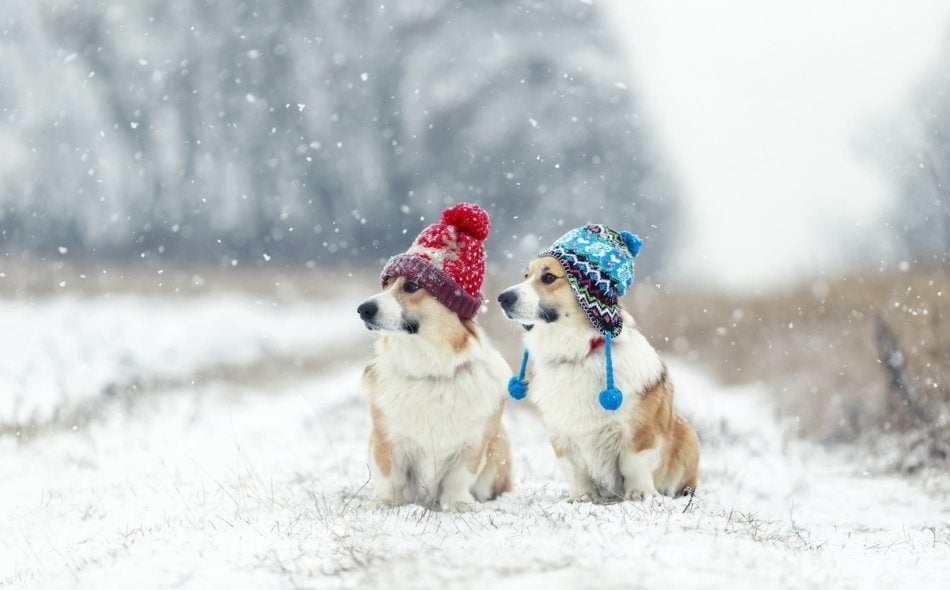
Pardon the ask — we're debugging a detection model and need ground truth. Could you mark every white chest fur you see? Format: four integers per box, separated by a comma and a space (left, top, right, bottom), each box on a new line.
373, 361, 503, 455
526, 321, 663, 427
525, 318, 664, 492
370, 332, 508, 458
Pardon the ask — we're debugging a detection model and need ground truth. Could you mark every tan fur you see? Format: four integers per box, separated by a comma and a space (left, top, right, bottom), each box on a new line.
628, 370, 700, 496
486, 426, 514, 497
369, 399, 393, 478
363, 363, 393, 478
629, 369, 672, 453
454, 319, 480, 353
466, 404, 514, 496
467, 404, 502, 472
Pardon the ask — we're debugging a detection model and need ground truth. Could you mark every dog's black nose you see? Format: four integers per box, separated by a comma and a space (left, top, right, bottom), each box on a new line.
357, 301, 378, 321
497, 290, 518, 309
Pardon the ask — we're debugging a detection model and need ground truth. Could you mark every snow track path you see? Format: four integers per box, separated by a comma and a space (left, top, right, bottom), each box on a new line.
0, 295, 361, 429
2, 329, 948, 588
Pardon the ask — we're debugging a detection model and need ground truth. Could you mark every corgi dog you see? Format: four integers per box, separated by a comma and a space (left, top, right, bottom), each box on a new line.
498, 226, 699, 502
357, 203, 512, 511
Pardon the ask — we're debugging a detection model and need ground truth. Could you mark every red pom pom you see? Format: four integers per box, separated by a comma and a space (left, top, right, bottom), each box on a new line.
441, 203, 490, 241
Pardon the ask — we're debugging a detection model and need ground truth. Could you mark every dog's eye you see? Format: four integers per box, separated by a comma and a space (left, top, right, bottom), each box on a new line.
540, 273, 558, 285
403, 281, 421, 293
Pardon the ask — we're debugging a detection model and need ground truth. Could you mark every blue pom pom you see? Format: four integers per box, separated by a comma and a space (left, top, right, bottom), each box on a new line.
620, 231, 642, 258
508, 376, 527, 400
598, 387, 623, 411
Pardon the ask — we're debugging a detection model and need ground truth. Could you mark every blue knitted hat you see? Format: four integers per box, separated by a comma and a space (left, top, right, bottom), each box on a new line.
543, 224, 641, 337
508, 224, 642, 411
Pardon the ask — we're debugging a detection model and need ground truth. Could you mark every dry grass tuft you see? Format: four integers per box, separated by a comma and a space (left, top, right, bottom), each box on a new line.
629, 270, 949, 472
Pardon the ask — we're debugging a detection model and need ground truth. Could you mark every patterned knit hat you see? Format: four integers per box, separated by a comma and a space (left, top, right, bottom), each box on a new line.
380, 203, 490, 320
508, 224, 642, 411
542, 224, 642, 337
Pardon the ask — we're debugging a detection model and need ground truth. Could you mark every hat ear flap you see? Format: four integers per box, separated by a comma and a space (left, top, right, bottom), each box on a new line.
620, 231, 642, 258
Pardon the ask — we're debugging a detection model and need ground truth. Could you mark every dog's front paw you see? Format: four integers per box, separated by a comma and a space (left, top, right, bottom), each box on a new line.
567, 490, 596, 503
440, 498, 478, 513
624, 488, 655, 502
370, 496, 401, 509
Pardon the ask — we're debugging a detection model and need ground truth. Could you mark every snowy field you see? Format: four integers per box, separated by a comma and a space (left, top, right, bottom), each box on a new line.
2, 296, 949, 588
0, 295, 357, 428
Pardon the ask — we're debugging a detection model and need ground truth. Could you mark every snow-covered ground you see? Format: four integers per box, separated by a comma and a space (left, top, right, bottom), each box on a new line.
0, 295, 357, 427
2, 297, 948, 588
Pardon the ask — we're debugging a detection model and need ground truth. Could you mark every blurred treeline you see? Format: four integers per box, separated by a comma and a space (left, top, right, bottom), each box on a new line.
0, 0, 677, 273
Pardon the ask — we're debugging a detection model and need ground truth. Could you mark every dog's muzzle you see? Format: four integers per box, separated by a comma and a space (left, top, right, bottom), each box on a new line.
357, 300, 378, 322
497, 289, 518, 316
498, 288, 556, 326
357, 299, 419, 334
357, 300, 382, 331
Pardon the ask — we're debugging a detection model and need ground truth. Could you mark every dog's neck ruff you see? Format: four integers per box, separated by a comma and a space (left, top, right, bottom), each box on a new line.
526, 331, 606, 365
508, 332, 623, 411
378, 332, 477, 380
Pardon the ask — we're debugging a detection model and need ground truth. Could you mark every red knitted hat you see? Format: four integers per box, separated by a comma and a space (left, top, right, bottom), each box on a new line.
381, 203, 490, 319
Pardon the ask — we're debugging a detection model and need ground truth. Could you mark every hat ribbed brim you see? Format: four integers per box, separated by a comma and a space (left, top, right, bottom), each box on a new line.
381, 254, 482, 320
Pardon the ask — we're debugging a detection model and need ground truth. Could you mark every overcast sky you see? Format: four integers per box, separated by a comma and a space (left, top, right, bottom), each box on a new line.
603, 0, 950, 290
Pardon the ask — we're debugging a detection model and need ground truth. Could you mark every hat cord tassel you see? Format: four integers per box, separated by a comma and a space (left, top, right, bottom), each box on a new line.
598, 332, 624, 411
508, 350, 529, 400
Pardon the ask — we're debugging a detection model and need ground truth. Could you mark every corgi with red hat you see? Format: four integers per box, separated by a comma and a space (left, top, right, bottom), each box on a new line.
357, 203, 512, 511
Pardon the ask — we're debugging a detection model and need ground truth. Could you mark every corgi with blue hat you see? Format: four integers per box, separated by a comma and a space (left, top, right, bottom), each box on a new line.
498, 224, 700, 502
